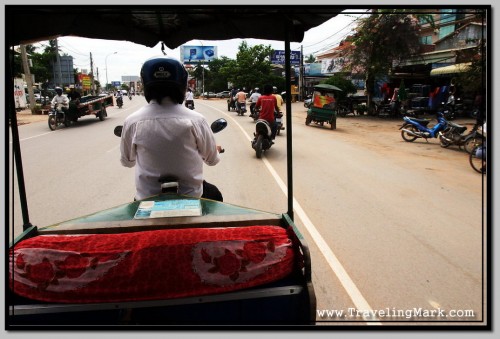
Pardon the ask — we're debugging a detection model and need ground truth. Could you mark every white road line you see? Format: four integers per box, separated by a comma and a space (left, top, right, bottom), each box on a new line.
12, 131, 54, 143
198, 101, 380, 323
106, 144, 120, 153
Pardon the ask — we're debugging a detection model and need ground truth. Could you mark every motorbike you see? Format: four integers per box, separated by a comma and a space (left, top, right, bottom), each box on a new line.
227, 97, 237, 111
116, 96, 124, 108
185, 100, 195, 110
251, 118, 274, 159
438, 122, 485, 153
439, 94, 468, 120
400, 111, 448, 142
236, 101, 247, 116
470, 143, 486, 174
304, 95, 312, 108
47, 103, 70, 131
275, 111, 284, 136
129, 94, 132, 100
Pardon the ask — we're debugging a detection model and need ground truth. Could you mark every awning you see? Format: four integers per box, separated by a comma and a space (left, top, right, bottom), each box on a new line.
430, 63, 472, 76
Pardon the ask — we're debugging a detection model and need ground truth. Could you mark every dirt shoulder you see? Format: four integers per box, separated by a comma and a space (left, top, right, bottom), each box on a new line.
14, 109, 49, 126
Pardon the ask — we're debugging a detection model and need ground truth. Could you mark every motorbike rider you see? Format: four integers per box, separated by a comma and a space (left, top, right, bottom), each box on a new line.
67, 87, 81, 121
235, 88, 247, 112
119, 56, 223, 201
272, 86, 284, 108
248, 87, 261, 118
228, 87, 238, 110
184, 87, 194, 109
67, 87, 81, 103
50, 87, 69, 114
255, 84, 280, 140
115, 90, 124, 106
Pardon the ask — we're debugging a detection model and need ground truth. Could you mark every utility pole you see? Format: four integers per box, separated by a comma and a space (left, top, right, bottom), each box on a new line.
20, 44, 35, 112
90, 52, 95, 95
96, 67, 100, 93
55, 38, 63, 87
299, 45, 304, 101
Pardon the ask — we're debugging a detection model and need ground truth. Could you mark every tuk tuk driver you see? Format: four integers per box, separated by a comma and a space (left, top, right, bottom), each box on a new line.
119, 56, 223, 201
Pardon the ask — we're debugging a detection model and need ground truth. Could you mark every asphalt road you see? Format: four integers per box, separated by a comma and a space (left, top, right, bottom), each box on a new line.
8, 97, 486, 325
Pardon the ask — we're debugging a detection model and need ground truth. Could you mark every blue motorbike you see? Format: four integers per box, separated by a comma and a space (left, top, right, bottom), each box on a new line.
400, 111, 448, 142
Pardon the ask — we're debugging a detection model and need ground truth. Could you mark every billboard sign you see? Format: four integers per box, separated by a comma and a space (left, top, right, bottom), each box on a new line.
81, 74, 92, 90
320, 57, 347, 74
181, 45, 218, 64
271, 50, 301, 65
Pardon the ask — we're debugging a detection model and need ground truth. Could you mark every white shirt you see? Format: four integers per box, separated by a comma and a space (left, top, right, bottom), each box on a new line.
51, 94, 69, 109
185, 91, 194, 101
249, 92, 261, 103
120, 98, 220, 200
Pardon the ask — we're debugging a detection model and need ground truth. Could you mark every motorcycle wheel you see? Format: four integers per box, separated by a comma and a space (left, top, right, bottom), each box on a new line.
99, 107, 107, 121
464, 136, 484, 154
48, 116, 57, 131
439, 130, 453, 148
305, 115, 312, 126
469, 146, 486, 174
276, 125, 281, 136
255, 135, 264, 159
401, 124, 418, 142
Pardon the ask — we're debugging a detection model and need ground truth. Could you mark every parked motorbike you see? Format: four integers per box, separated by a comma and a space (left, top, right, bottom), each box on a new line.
304, 95, 312, 108
48, 103, 70, 131
439, 94, 467, 120
400, 111, 448, 142
469, 143, 486, 174
251, 119, 274, 158
116, 96, 124, 108
438, 122, 485, 153
236, 101, 247, 116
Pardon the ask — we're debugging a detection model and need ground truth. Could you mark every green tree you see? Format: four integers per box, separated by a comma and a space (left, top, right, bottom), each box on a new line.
205, 57, 234, 91
345, 9, 433, 113
231, 41, 275, 90
306, 54, 316, 63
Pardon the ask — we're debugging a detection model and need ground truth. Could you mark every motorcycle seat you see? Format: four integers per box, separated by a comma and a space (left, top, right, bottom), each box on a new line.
408, 118, 430, 126
256, 119, 272, 137
448, 121, 467, 133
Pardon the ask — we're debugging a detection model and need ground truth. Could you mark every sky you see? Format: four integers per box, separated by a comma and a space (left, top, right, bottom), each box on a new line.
29, 9, 367, 86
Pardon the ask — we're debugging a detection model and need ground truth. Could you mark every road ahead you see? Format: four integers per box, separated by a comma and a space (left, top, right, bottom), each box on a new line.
9, 97, 487, 325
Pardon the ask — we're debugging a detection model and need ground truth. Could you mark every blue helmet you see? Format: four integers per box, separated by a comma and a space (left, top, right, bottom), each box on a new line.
140, 56, 188, 104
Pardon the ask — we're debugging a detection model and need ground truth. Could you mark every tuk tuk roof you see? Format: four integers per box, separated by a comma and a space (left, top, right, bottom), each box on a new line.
7, 6, 344, 48
313, 84, 343, 92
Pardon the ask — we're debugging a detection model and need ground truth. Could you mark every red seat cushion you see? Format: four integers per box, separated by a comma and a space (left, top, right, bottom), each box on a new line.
9, 226, 295, 303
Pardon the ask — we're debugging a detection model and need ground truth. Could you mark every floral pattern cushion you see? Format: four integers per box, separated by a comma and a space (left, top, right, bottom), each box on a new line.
9, 226, 295, 303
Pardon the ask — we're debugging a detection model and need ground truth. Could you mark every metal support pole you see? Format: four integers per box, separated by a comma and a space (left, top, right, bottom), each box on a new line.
285, 21, 294, 221
8, 48, 33, 231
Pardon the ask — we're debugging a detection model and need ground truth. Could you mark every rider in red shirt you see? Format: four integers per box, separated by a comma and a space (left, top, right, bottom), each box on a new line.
255, 84, 280, 139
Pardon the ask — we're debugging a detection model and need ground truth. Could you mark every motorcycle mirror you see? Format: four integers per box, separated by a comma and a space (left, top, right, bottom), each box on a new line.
114, 125, 123, 137
211, 118, 227, 133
